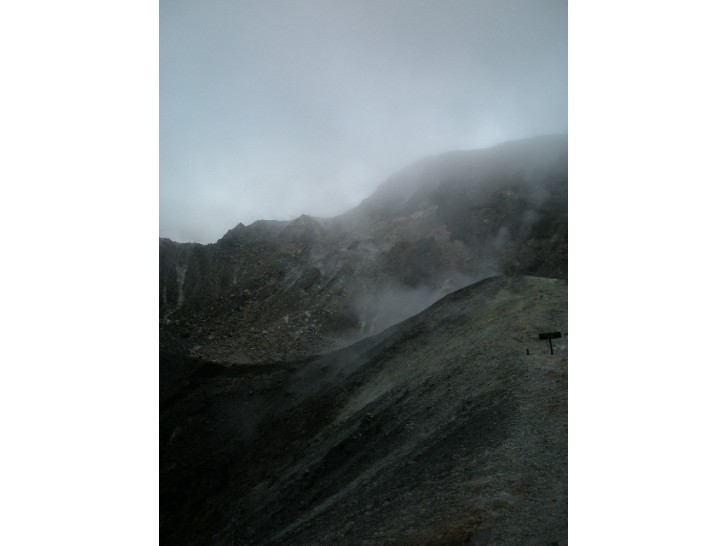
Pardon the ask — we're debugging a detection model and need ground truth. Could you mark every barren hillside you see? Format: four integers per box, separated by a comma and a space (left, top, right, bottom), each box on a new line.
160, 275, 567, 545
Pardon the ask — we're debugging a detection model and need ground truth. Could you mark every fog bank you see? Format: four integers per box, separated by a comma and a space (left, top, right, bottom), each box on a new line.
161, 0, 567, 243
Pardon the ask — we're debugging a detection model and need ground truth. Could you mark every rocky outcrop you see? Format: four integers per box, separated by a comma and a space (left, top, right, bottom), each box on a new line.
159, 135, 567, 362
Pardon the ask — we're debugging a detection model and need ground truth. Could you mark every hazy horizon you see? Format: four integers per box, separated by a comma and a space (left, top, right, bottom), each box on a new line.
161, 0, 567, 243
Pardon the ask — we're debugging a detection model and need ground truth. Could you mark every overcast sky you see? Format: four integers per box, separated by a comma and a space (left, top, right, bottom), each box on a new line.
160, 0, 567, 243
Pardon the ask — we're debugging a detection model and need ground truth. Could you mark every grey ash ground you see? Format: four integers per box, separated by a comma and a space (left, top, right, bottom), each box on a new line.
161, 277, 567, 545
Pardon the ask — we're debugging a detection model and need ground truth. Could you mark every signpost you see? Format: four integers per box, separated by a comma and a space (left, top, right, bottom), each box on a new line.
539, 332, 562, 355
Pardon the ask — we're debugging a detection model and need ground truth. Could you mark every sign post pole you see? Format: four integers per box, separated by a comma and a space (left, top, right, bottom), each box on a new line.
538, 332, 562, 355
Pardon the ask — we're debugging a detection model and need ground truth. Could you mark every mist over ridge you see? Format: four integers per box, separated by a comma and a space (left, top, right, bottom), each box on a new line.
160, 134, 567, 363
160, 0, 567, 243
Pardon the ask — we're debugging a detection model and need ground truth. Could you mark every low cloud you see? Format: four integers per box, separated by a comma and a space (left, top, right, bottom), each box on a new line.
161, 0, 567, 243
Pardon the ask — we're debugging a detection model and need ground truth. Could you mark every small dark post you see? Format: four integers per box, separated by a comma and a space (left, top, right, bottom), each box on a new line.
539, 332, 562, 355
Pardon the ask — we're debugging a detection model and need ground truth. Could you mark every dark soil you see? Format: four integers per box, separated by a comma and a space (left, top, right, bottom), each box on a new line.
160, 276, 567, 545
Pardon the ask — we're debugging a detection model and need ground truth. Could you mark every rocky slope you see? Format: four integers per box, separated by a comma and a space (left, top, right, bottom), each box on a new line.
159, 135, 567, 362
160, 275, 568, 545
